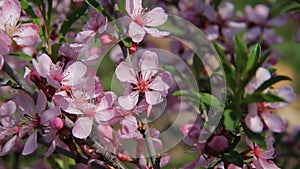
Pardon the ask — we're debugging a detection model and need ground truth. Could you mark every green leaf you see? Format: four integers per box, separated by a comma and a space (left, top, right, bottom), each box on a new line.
20, 0, 46, 45
224, 150, 244, 167
121, 37, 133, 47
213, 42, 236, 89
192, 54, 202, 80
244, 93, 286, 103
246, 44, 261, 71
197, 93, 223, 111
85, 0, 113, 21
256, 76, 292, 92
223, 109, 237, 133
234, 36, 248, 72
9, 52, 32, 61
208, 158, 222, 169
243, 123, 267, 149
59, 4, 88, 42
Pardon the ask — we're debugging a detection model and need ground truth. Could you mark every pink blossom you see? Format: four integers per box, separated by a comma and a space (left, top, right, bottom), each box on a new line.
246, 134, 280, 169
0, 100, 20, 156
75, 9, 107, 44
0, 0, 39, 46
0, 55, 3, 71
32, 54, 87, 89
0, 29, 11, 55
207, 135, 229, 152
54, 88, 116, 139
15, 90, 61, 155
115, 50, 173, 114
245, 68, 296, 133
125, 0, 169, 43
134, 154, 170, 169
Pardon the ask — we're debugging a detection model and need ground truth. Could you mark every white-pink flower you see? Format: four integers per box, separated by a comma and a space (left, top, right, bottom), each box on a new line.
15, 90, 61, 155
246, 134, 280, 169
54, 89, 117, 139
245, 67, 296, 133
0, 0, 39, 46
32, 54, 87, 89
115, 50, 173, 114
125, 0, 169, 43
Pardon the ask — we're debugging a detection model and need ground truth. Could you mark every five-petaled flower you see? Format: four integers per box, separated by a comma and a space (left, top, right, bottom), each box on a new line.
115, 50, 173, 116
125, 0, 169, 43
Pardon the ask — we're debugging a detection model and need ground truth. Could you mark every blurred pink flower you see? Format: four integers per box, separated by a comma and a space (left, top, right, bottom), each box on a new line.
245, 68, 296, 133
32, 54, 87, 89
54, 88, 116, 139
125, 0, 169, 43
246, 134, 280, 169
15, 90, 61, 155
115, 50, 173, 115
75, 9, 107, 44
0, 0, 39, 46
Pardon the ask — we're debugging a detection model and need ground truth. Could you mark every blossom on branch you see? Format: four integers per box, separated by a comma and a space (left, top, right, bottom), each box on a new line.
115, 50, 173, 116
125, 0, 169, 43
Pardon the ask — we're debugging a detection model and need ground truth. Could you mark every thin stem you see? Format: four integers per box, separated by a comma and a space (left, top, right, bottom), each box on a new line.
140, 113, 160, 169
2, 62, 37, 98
111, 0, 128, 59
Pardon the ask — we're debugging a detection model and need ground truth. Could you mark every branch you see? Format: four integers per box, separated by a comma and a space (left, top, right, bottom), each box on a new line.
140, 113, 160, 169
3, 62, 37, 98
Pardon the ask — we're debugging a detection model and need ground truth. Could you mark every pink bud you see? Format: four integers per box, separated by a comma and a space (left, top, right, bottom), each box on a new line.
50, 117, 64, 130
100, 35, 117, 45
208, 135, 229, 152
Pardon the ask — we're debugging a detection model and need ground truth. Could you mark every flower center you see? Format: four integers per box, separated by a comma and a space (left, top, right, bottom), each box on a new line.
137, 80, 148, 92
253, 146, 263, 157
50, 62, 64, 82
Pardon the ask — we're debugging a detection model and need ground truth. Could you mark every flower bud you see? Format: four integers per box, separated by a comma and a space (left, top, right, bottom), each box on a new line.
50, 117, 64, 130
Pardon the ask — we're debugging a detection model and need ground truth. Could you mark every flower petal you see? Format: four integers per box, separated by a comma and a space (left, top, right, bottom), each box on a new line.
62, 61, 87, 87
45, 140, 56, 157
118, 91, 139, 110
0, 135, 17, 156
149, 71, 173, 92
12, 24, 39, 46
143, 27, 170, 38
139, 50, 159, 80
246, 104, 263, 133
15, 91, 35, 117
125, 0, 142, 18
36, 90, 47, 115
72, 117, 92, 139
261, 112, 285, 133
1, 0, 20, 29
257, 158, 280, 169
39, 106, 61, 126
128, 22, 146, 43
218, 1, 234, 20
144, 7, 168, 27
95, 108, 115, 122
145, 91, 163, 105
268, 86, 296, 108
32, 54, 52, 78
115, 62, 137, 83
22, 130, 38, 155
0, 100, 16, 117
